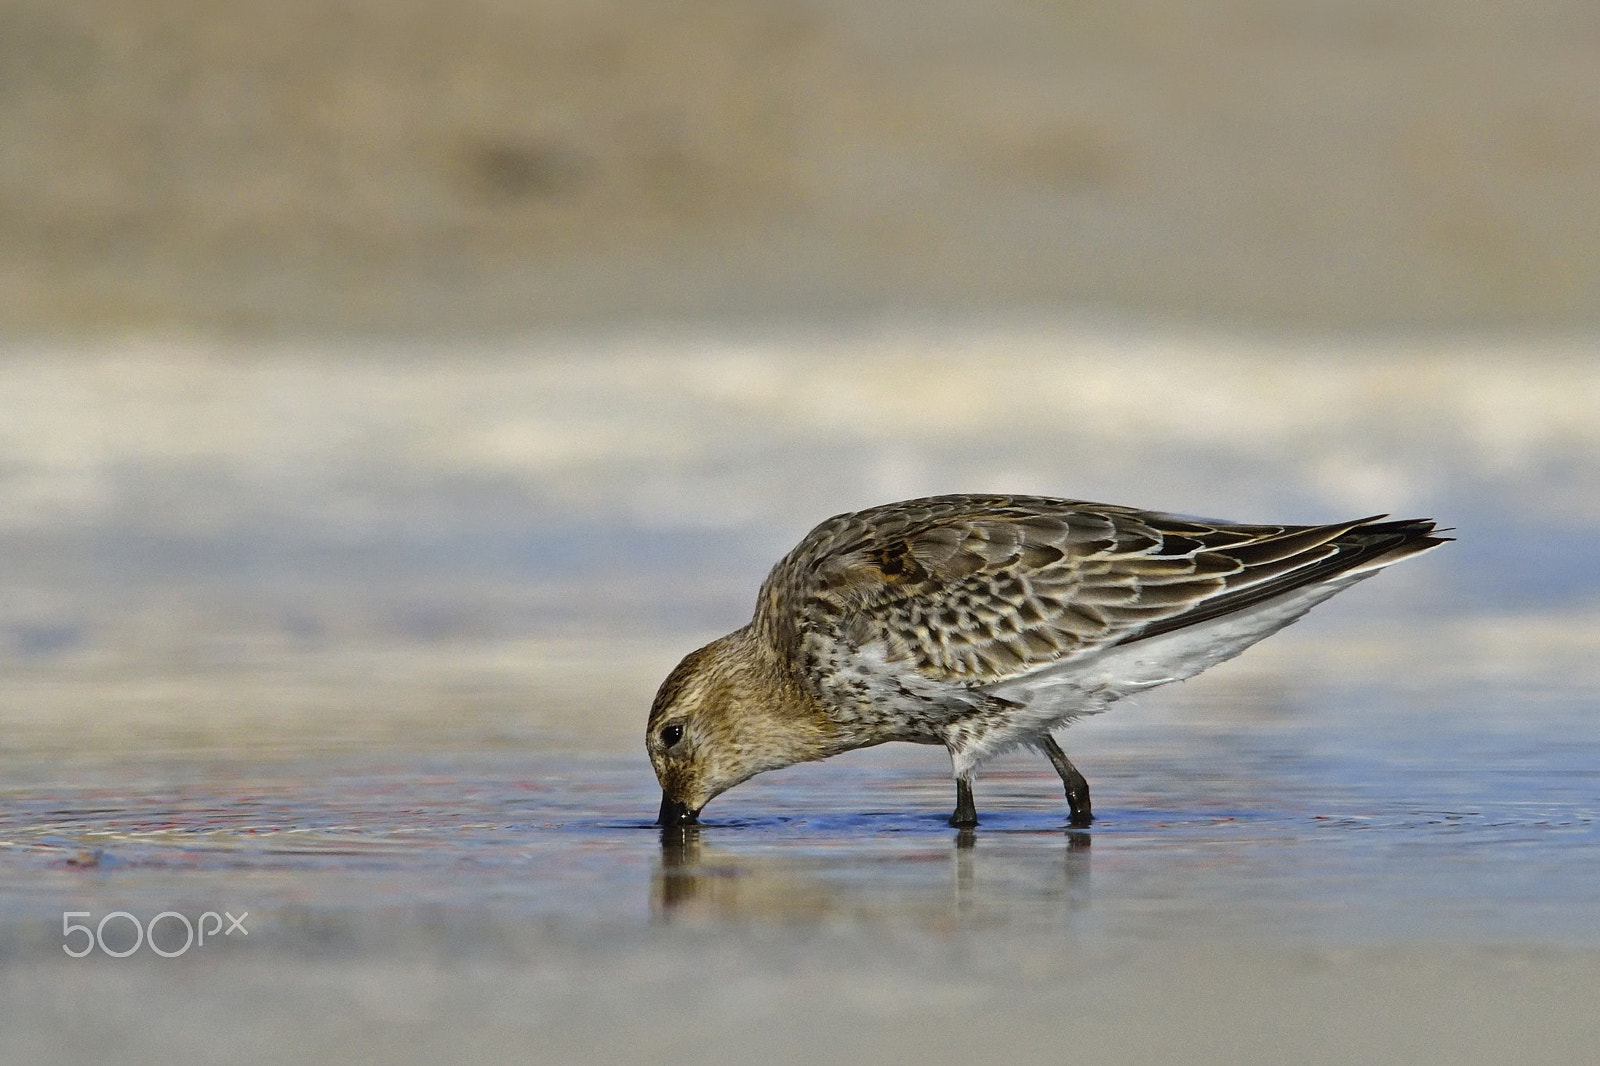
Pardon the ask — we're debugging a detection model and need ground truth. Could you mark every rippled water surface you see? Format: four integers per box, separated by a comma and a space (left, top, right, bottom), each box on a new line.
1, 335, 1597, 1064
5, 691, 1597, 943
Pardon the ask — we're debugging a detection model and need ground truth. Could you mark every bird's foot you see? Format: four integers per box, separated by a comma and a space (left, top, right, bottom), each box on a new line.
949, 777, 978, 828
1066, 778, 1093, 826
1043, 737, 1093, 826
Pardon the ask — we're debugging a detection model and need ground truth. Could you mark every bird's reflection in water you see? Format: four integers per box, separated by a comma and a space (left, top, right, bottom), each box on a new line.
652, 826, 841, 922
653, 825, 1090, 925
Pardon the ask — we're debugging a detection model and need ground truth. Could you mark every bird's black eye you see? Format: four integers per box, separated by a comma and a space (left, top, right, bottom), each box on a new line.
659, 724, 685, 748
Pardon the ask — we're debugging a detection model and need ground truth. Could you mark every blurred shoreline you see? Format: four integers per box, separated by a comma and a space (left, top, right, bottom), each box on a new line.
5, 2, 1599, 334
2, 325, 1596, 757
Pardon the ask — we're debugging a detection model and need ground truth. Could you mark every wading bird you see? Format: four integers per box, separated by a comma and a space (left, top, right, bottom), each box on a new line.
648, 495, 1446, 828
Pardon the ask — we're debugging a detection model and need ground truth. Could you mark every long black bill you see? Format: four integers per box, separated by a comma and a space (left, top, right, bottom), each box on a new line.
657, 792, 699, 827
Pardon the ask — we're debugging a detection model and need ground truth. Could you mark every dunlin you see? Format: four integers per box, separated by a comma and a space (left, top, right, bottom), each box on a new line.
648, 495, 1446, 828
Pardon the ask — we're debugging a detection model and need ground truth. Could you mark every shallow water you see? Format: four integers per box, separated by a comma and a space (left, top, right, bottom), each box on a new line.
5, 702, 1600, 1063
1, 332, 1598, 1063
5, 681, 1597, 946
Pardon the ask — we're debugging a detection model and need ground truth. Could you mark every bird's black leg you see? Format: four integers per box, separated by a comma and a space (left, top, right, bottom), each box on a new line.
1040, 735, 1093, 826
949, 776, 978, 828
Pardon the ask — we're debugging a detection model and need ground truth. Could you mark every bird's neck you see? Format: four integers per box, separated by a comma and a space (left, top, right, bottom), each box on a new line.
719, 626, 844, 763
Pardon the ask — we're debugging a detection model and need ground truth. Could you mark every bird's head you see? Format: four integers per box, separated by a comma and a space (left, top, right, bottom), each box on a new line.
647, 628, 830, 825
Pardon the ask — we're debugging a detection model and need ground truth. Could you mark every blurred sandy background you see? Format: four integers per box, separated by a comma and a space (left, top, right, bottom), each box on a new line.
4, 0, 1599, 335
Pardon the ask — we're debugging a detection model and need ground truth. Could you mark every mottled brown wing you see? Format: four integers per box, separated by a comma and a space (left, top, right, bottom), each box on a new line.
765, 494, 1442, 685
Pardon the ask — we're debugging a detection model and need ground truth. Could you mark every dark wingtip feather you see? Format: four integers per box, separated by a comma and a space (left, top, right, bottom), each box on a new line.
1119, 513, 1448, 644
1347, 517, 1450, 572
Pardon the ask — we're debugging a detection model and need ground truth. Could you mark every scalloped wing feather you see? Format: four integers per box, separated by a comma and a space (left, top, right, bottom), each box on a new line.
759, 495, 1445, 689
